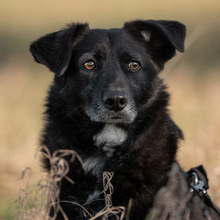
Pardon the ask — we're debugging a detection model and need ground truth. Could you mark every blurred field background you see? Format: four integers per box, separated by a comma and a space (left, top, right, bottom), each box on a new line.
0, 0, 220, 219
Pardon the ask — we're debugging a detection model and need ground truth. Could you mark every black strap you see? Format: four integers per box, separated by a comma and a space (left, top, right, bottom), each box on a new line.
187, 165, 220, 216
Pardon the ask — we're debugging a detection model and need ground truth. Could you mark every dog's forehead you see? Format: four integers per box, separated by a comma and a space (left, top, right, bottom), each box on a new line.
77, 28, 139, 51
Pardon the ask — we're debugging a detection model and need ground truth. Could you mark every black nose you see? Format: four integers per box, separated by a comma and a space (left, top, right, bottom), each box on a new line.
104, 94, 128, 112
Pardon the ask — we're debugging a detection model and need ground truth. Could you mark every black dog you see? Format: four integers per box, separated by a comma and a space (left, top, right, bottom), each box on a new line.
30, 20, 219, 220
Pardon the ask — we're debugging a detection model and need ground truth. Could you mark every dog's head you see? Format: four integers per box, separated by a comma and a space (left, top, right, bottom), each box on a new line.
30, 20, 185, 124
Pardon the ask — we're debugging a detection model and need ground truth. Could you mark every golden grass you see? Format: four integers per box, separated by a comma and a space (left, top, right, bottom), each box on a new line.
167, 68, 220, 204
0, 0, 220, 32
17, 146, 126, 220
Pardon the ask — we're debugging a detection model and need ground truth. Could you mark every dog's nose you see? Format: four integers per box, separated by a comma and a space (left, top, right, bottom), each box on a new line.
104, 94, 128, 112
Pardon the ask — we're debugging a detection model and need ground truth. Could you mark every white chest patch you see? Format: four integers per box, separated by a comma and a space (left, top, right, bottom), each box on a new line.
93, 125, 127, 156
83, 156, 104, 176
85, 190, 100, 205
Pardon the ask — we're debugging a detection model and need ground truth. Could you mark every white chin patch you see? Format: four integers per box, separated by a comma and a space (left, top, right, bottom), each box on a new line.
93, 125, 127, 157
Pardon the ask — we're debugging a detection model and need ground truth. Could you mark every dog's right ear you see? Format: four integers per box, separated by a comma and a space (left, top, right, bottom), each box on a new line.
124, 20, 186, 70
30, 23, 89, 76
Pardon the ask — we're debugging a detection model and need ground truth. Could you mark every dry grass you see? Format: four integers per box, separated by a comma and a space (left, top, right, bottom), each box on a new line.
164, 67, 220, 204
17, 147, 77, 220
90, 172, 125, 220
1, 0, 220, 30
17, 146, 126, 220
16, 144, 219, 220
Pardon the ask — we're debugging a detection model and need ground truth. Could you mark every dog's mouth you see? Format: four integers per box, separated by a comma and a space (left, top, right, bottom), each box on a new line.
109, 115, 123, 120
85, 104, 137, 124
103, 119, 126, 124
102, 112, 129, 124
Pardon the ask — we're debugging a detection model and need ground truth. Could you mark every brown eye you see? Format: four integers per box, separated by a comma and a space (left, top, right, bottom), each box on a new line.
128, 61, 140, 71
83, 61, 96, 70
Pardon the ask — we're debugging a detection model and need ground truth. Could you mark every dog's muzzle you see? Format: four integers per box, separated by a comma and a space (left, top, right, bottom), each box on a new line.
103, 91, 128, 112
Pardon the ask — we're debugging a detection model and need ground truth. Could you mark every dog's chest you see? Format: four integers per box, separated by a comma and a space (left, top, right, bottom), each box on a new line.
83, 125, 128, 209
83, 125, 127, 176
93, 124, 127, 156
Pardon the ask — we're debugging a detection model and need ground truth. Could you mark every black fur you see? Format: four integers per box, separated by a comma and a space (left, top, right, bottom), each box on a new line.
30, 20, 187, 219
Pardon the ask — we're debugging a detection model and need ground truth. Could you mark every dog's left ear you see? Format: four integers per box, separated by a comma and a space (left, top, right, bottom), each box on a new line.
30, 23, 89, 76
124, 20, 186, 69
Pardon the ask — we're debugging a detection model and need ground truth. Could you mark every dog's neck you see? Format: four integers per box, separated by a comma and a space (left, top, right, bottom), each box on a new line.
93, 124, 128, 157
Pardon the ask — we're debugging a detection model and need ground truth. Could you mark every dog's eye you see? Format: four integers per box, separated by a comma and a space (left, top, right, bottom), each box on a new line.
128, 61, 140, 71
83, 61, 96, 70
